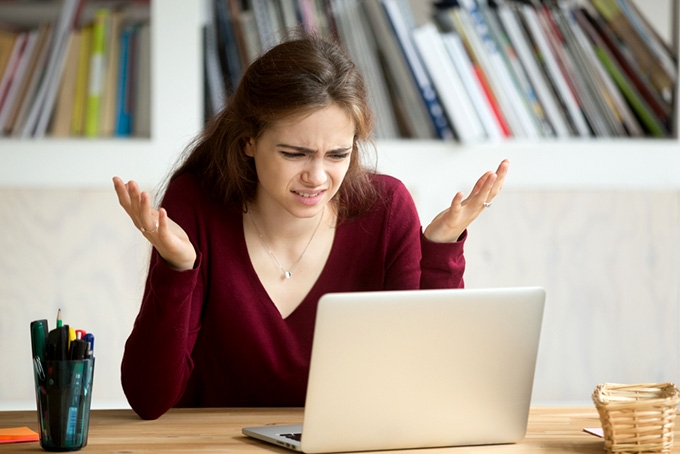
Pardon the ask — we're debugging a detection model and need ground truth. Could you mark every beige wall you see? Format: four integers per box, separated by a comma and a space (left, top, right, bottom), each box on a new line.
2, 186, 679, 409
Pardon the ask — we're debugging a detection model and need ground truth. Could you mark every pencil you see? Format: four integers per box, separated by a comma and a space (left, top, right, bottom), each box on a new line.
56, 308, 63, 328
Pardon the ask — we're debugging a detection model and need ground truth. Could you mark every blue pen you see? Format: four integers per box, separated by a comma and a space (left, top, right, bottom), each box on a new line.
83, 333, 94, 358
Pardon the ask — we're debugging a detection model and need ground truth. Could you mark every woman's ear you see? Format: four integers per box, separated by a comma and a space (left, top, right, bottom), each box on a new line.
244, 138, 255, 157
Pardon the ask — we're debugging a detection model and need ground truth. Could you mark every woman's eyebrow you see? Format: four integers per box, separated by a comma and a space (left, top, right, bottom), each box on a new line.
276, 144, 353, 153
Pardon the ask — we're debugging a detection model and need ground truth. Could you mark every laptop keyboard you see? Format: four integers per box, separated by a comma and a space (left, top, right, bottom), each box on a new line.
280, 433, 302, 442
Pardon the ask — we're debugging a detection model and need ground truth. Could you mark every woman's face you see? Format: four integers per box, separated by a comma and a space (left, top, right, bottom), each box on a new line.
244, 104, 355, 219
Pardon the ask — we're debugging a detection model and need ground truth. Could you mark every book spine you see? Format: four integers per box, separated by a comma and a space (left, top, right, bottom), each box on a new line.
520, 3, 591, 137
85, 9, 109, 138
381, 0, 454, 140
441, 31, 504, 140
115, 25, 133, 136
495, 2, 572, 137
412, 23, 486, 143
459, 0, 540, 138
71, 24, 91, 136
0, 31, 36, 131
0, 33, 28, 116
31, 0, 84, 137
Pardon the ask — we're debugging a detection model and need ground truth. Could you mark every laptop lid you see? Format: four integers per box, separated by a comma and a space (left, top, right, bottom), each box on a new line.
243, 287, 545, 453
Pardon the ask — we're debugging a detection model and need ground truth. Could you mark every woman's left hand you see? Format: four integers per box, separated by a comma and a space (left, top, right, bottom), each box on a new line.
423, 159, 509, 243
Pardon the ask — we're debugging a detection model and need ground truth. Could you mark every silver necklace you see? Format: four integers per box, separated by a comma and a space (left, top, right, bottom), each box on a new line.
248, 207, 325, 279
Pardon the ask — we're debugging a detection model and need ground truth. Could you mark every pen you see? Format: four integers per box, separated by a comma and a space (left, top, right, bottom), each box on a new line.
83, 333, 94, 358
68, 326, 76, 353
30, 319, 49, 362
46, 325, 70, 361
69, 339, 88, 361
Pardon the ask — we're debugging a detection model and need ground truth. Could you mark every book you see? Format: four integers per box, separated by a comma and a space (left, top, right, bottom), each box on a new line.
518, 2, 591, 137
494, 0, 572, 137
0, 30, 37, 133
479, 1, 552, 137
536, 3, 612, 137
0, 31, 28, 116
251, 0, 277, 52
381, 0, 454, 140
331, 0, 400, 139
438, 3, 525, 137
441, 30, 504, 140
461, 0, 543, 138
574, 6, 667, 137
590, 0, 674, 105
581, 4, 671, 129
100, 8, 124, 137
412, 23, 486, 143
204, 20, 226, 118
20, 0, 84, 137
564, 10, 642, 137
362, 0, 436, 139
133, 21, 151, 137
548, 4, 626, 136
3, 23, 51, 135
9, 23, 54, 136
114, 24, 135, 136
229, 0, 260, 66
84, 8, 109, 138
71, 22, 91, 136
49, 29, 80, 137
435, 5, 512, 137
214, 0, 243, 94
615, 0, 677, 84
0, 29, 19, 95
227, 0, 254, 68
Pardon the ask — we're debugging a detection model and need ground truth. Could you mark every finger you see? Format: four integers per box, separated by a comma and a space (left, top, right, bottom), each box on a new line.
449, 191, 464, 210
112, 177, 133, 211
155, 208, 169, 238
474, 172, 497, 206
487, 160, 510, 200
465, 171, 494, 202
139, 191, 158, 233
126, 180, 144, 227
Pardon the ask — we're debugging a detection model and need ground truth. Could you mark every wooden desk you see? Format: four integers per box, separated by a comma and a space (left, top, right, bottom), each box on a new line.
0, 406, 650, 453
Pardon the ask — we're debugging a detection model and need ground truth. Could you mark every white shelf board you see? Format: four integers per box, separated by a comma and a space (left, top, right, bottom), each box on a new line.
376, 139, 680, 191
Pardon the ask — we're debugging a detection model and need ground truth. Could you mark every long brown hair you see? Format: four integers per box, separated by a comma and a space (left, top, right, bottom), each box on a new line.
169, 33, 378, 220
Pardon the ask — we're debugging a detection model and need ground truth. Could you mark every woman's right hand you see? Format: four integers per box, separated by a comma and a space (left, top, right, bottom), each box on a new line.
113, 177, 197, 271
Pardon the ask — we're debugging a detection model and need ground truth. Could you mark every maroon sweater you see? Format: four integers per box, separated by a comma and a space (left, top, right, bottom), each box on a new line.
121, 173, 465, 419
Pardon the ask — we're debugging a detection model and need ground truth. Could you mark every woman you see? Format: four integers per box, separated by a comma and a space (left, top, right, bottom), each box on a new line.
113, 34, 508, 420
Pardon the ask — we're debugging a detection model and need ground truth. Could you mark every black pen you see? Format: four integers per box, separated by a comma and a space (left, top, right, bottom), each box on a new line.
47, 325, 70, 361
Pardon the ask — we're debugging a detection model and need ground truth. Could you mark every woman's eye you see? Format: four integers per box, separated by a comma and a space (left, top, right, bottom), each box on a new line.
329, 153, 350, 160
281, 151, 304, 158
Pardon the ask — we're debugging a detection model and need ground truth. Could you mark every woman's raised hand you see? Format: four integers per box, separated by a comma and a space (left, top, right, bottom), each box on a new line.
423, 159, 509, 243
113, 177, 197, 271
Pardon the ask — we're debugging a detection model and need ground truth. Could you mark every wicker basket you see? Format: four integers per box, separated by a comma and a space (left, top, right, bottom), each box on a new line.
592, 382, 680, 453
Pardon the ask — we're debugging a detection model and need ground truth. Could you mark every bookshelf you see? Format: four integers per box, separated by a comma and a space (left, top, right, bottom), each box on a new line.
0, 0, 202, 188
0, 0, 677, 190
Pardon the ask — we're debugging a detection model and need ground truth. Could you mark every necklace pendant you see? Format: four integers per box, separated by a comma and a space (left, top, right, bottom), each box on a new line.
284, 271, 292, 279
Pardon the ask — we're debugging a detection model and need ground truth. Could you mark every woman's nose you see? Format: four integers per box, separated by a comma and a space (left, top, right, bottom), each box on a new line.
302, 158, 327, 185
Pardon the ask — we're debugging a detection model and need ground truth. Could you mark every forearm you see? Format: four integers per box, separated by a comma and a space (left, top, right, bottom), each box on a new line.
121, 253, 204, 419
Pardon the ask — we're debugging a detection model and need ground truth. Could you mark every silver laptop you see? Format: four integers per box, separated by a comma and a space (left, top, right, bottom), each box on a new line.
243, 287, 545, 453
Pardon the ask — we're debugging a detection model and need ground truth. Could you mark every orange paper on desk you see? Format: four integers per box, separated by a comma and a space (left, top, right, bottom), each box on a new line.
0, 426, 40, 443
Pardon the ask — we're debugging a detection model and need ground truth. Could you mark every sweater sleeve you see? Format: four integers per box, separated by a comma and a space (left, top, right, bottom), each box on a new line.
120, 175, 206, 420
420, 230, 466, 289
